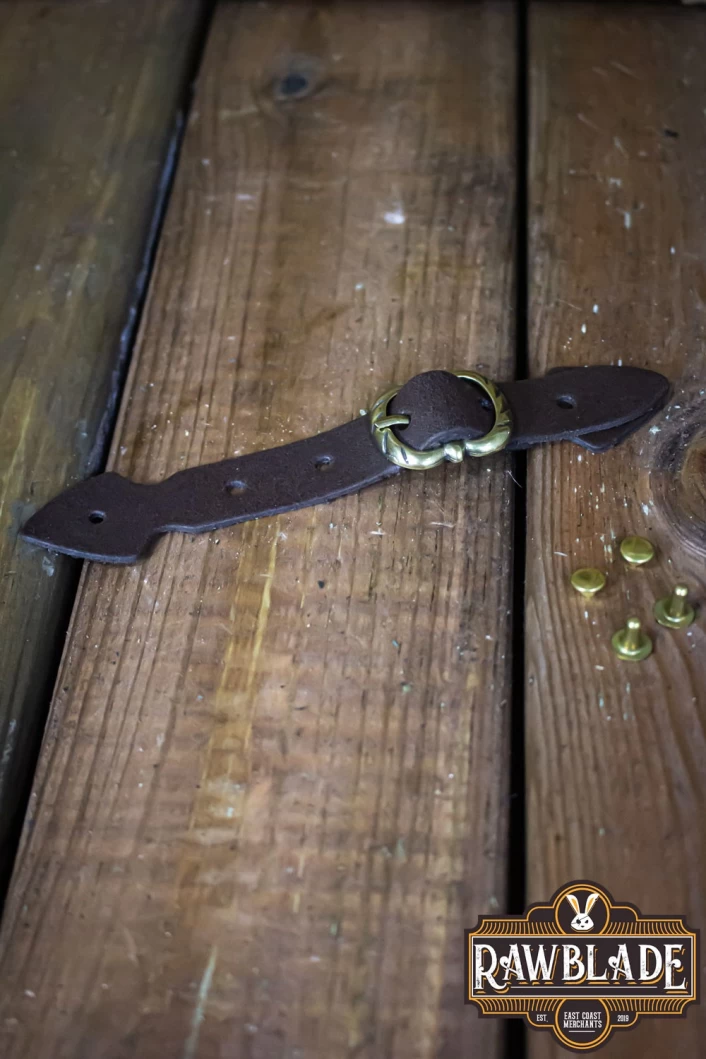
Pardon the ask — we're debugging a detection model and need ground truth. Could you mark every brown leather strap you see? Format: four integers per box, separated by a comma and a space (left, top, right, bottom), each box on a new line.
20, 366, 668, 563
388, 367, 666, 451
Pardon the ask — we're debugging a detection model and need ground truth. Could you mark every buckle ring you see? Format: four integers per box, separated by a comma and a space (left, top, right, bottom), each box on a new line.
369, 370, 512, 470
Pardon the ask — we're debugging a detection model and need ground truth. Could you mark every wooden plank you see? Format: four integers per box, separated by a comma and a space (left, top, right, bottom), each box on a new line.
527, 5, 706, 1055
0, 2, 517, 1055
0, 1, 205, 883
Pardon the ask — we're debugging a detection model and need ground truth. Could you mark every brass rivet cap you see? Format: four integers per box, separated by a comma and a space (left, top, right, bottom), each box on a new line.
654, 584, 695, 629
570, 568, 606, 596
612, 616, 653, 662
620, 535, 655, 565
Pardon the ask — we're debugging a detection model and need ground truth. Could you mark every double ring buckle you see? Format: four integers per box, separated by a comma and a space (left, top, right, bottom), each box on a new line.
369, 370, 512, 470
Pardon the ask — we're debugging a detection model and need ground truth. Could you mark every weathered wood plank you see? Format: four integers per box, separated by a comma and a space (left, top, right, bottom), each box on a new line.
0, 0, 205, 885
527, 5, 706, 1055
0, 3, 517, 1056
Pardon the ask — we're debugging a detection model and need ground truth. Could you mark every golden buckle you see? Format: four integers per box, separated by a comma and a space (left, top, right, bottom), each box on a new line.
369, 370, 512, 470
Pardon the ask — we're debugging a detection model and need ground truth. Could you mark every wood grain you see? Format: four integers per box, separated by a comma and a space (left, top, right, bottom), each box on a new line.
0, 0, 204, 883
527, 5, 706, 1055
0, 3, 517, 1057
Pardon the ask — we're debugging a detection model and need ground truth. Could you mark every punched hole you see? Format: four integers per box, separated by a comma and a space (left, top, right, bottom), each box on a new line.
88, 511, 105, 524
227, 480, 247, 495
556, 395, 576, 409
314, 455, 334, 471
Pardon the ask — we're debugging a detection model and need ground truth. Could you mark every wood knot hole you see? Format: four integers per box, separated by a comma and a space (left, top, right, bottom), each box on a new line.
271, 55, 326, 102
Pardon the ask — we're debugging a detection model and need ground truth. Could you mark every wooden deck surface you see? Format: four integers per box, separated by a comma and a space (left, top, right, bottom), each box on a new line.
0, 3, 517, 1057
0, 0, 204, 891
526, 5, 706, 1056
0, 3, 704, 1058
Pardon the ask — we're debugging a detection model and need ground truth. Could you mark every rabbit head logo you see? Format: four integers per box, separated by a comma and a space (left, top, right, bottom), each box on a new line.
565, 891, 600, 931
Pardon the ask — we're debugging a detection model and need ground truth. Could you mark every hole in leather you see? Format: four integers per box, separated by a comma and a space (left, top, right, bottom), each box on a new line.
88, 511, 105, 524
227, 480, 247, 495
315, 456, 334, 470
556, 395, 576, 409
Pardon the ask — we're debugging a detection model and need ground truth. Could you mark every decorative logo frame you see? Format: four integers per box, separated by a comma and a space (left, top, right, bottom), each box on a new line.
465, 881, 698, 1051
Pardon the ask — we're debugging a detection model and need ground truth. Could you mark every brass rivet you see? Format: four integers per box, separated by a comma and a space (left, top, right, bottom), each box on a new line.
619, 535, 655, 565
654, 583, 695, 629
570, 568, 606, 596
612, 616, 653, 662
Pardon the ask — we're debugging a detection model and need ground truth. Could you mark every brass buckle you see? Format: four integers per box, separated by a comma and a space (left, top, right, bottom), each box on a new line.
369, 370, 512, 470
